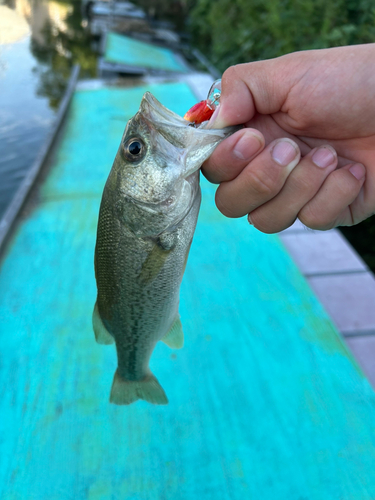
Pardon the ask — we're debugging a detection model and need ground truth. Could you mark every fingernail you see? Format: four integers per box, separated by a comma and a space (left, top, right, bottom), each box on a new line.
233, 133, 263, 160
248, 214, 253, 225
349, 163, 366, 180
207, 106, 226, 129
271, 139, 298, 166
312, 146, 336, 168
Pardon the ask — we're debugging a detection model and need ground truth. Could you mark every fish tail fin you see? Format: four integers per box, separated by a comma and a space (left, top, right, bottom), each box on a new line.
110, 370, 169, 405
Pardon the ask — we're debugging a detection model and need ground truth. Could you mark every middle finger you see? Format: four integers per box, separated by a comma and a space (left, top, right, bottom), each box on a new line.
215, 138, 301, 218
248, 145, 338, 233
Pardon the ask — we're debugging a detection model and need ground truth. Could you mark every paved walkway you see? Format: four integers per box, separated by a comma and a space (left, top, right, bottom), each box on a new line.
280, 222, 375, 386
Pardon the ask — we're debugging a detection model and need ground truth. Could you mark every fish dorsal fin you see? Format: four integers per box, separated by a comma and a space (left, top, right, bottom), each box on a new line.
161, 316, 184, 349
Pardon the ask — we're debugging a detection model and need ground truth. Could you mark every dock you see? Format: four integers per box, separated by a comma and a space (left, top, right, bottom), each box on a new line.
1, 28, 375, 499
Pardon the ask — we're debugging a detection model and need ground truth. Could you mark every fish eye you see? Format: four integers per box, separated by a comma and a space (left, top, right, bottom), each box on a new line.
123, 137, 146, 162
128, 140, 141, 155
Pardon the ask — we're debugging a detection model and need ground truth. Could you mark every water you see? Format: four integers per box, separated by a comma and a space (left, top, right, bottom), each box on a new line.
0, 0, 96, 220
0, 37, 56, 218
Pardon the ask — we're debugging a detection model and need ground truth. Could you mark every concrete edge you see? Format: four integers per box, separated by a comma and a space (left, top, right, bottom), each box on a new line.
279, 220, 375, 386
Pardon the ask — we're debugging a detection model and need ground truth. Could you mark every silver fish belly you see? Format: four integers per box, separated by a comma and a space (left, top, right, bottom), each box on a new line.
93, 92, 237, 405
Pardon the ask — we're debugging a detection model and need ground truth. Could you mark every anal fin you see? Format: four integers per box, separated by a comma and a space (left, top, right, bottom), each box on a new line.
92, 302, 114, 345
161, 316, 184, 349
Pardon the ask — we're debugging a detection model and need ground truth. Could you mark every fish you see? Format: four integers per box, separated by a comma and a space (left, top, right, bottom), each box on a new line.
93, 91, 237, 405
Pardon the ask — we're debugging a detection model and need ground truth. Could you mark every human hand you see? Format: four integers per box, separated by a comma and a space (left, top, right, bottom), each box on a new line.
203, 44, 375, 232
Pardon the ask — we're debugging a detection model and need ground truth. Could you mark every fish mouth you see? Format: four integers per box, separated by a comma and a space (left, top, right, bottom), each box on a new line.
140, 91, 232, 135
139, 92, 239, 177
140, 92, 192, 131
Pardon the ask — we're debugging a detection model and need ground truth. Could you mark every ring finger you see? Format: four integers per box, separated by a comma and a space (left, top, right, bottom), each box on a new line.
215, 138, 301, 218
248, 145, 338, 232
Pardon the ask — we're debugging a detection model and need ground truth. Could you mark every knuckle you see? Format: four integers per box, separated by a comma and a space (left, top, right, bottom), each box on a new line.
250, 208, 296, 234
215, 189, 239, 218
244, 168, 278, 198
334, 170, 358, 197
202, 146, 232, 184
201, 169, 219, 185
287, 112, 311, 133
298, 206, 334, 231
201, 159, 223, 184
297, 207, 317, 228
250, 213, 277, 234
221, 65, 238, 88
288, 171, 316, 193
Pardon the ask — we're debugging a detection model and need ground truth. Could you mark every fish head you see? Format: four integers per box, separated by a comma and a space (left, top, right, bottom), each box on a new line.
111, 91, 238, 235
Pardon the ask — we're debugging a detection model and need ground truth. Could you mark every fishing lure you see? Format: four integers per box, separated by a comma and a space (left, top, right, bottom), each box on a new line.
184, 79, 222, 126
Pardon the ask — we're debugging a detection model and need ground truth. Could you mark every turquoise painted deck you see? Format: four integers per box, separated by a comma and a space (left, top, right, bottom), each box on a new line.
104, 32, 189, 73
2, 81, 375, 499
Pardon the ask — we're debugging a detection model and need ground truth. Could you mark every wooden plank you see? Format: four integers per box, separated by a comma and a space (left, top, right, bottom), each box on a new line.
346, 336, 375, 387
1, 82, 375, 499
104, 32, 189, 73
279, 224, 375, 341
308, 272, 375, 336
280, 230, 368, 276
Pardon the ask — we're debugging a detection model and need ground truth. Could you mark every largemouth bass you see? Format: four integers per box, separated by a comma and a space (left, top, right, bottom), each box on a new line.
93, 91, 236, 405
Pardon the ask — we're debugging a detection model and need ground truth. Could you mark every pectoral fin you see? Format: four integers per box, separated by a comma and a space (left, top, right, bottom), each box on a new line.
161, 316, 184, 349
139, 244, 170, 285
92, 302, 114, 345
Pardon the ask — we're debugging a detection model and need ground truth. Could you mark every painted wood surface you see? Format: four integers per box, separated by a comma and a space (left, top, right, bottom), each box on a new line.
104, 32, 189, 73
1, 82, 375, 499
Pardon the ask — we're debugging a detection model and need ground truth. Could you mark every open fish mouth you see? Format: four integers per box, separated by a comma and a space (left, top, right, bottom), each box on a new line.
141, 92, 188, 127
138, 92, 239, 179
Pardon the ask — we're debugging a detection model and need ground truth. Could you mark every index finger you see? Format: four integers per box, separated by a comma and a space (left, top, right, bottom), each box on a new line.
209, 61, 292, 128
202, 128, 265, 184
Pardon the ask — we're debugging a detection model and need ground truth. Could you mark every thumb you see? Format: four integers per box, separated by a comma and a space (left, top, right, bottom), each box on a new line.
209, 59, 292, 128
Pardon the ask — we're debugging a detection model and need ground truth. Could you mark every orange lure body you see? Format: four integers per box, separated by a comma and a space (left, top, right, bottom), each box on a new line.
183, 100, 215, 125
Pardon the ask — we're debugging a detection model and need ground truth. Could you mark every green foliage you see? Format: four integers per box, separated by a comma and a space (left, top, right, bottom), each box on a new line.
188, 0, 375, 71
30, 0, 97, 108
341, 219, 375, 271
134, 0, 196, 30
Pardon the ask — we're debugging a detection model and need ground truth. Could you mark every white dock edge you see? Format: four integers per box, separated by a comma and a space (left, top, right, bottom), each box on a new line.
279, 221, 375, 386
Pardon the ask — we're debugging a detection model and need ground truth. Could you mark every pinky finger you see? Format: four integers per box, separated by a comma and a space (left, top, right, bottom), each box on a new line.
298, 163, 366, 230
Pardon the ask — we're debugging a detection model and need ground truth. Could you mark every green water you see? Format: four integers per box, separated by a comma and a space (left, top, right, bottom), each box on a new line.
0, 0, 96, 220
